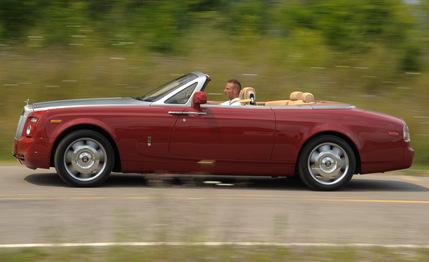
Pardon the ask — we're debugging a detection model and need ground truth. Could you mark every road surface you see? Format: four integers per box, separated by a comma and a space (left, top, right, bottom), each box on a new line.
0, 165, 428, 245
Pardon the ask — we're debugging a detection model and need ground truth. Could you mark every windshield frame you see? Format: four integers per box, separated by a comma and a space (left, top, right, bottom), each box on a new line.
144, 72, 210, 107
138, 73, 198, 102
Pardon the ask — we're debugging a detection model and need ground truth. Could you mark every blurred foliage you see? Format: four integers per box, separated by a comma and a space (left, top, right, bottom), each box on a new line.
0, 0, 424, 71
278, 0, 414, 51
0, 0, 421, 57
0, 0, 429, 164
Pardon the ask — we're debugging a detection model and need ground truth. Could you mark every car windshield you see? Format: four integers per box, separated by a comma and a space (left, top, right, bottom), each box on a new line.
136, 73, 198, 102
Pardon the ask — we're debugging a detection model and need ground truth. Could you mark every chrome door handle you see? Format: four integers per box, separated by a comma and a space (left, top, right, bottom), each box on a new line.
183, 111, 207, 115
168, 111, 207, 116
168, 111, 186, 115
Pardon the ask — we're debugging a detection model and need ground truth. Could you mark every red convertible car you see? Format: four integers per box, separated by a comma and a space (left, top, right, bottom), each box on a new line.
13, 72, 414, 190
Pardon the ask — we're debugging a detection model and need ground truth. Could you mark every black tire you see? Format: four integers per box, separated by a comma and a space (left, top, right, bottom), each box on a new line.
54, 129, 115, 187
298, 135, 356, 191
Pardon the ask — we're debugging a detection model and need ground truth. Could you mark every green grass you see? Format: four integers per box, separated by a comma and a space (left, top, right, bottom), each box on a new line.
399, 164, 429, 176
0, 246, 428, 262
0, 160, 17, 165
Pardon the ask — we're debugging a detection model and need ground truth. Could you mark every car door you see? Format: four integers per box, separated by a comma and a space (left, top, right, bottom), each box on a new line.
117, 84, 199, 171
116, 105, 185, 168
169, 105, 276, 163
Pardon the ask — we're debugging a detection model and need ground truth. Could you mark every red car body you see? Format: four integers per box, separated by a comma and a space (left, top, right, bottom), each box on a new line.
13, 72, 414, 188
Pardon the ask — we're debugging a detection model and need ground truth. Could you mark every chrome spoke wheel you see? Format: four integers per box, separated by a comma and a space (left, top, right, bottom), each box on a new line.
307, 142, 349, 186
63, 137, 107, 182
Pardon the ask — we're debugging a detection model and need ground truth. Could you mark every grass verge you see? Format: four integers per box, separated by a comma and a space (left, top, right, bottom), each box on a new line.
0, 246, 428, 262
395, 164, 429, 176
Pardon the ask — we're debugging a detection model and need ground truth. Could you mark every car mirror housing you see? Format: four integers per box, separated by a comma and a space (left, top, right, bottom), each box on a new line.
192, 91, 207, 110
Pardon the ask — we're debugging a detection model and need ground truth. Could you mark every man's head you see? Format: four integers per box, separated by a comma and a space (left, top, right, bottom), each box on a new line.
224, 79, 242, 100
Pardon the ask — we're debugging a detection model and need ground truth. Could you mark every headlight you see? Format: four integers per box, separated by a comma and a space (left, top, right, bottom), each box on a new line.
403, 122, 410, 142
25, 117, 38, 137
26, 125, 32, 136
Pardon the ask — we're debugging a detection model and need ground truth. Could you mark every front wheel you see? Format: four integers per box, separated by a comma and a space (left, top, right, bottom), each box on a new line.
54, 130, 115, 187
298, 135, 356, 190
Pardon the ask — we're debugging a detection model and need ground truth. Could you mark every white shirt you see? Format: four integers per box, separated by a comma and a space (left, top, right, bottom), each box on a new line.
220, 98, 241, 106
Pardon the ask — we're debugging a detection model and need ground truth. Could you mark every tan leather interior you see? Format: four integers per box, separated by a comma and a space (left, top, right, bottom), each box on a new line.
208, 89, 315, 107
238, 87, 256, 105
264, 91, 315, 106
302, 92, 315, 103
264, 100, 288, 106
290, 91, 303, 100
288, 92, 315, 105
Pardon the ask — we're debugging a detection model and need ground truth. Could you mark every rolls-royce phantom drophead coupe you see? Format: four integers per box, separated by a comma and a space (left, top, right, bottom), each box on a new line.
13, 72, 414, 190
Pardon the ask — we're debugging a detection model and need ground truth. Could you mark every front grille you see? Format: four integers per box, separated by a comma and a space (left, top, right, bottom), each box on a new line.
15, 106, 32, 139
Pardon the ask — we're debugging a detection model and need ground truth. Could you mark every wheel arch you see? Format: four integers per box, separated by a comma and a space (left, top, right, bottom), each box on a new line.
50, 124, 122, 172
297, 131, 361, 174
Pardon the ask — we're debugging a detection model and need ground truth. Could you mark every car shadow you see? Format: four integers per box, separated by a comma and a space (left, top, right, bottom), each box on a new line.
24, 173, 148, 188
24, 173, 429, 192
346, 178, 429, 192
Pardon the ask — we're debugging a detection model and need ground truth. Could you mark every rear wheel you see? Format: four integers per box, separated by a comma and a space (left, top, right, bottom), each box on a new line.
54, 130, 114, 186
298, 135, 356, 190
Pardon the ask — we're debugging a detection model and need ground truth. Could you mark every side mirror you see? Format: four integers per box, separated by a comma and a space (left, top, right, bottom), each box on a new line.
192, 91, 207, 110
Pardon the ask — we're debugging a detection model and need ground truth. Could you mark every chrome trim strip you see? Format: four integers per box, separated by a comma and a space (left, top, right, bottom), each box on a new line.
198, 159, 216, 165
182, 111, 207, 115
202, 104, 354, 110
32, 102, 355, 111
201, 104, 272, 110
150, 104, 189, 107
269, 105, 312, 110
269, 105, 355, 110
312, 105, 355, 110
168, 111, 207, 115
32, 103, 151, 112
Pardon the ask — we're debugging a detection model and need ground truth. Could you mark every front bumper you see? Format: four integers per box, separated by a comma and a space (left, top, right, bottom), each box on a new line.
13, 136, 51, 169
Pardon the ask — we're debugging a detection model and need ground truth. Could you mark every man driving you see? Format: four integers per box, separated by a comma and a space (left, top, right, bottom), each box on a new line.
221, 79, 242, 106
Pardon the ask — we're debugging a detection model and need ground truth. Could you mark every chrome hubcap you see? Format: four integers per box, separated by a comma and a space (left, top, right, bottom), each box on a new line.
64, 138, 107, 182
307, 142, 349, 185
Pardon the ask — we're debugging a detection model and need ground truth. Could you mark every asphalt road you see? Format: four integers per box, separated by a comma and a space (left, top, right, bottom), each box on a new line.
1, 165, 429, 245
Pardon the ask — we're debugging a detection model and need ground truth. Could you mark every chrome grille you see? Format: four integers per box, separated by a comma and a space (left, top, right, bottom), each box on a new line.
15, 106, 32, 139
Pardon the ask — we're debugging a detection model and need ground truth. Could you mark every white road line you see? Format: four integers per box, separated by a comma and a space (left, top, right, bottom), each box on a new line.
0, 242, 429, 249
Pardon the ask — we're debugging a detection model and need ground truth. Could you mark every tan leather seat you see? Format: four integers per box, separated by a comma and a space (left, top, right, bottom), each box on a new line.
288, 92, 315, 105
303, 92, 315, 103
239, 87, 256, 105
265, 91, 302, 106
290, 91, 303, 101
265, 91, 315, 106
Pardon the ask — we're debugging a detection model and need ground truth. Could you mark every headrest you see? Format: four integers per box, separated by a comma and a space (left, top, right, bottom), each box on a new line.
302, 92, 315, 103
239, 87, 256, 104
290, 91, 303, 101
